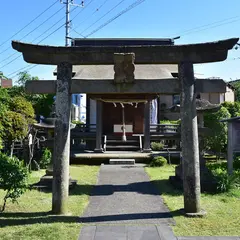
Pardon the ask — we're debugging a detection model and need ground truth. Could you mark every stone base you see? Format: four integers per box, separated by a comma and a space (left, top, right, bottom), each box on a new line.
172, 163, 218, 193
94, 148, 104, 153
142, 148, 152, 153
184, 209, 207, 218
33, 174, 77, 190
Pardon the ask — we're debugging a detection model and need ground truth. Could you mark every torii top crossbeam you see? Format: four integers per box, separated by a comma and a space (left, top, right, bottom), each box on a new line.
12, 38, 238, 65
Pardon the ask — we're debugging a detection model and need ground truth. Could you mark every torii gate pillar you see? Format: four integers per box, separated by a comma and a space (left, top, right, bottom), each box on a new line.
179, 62, 201, 214
52, 62, 72, 214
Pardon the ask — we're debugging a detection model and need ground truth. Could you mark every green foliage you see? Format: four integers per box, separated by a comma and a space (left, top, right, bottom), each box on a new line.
0, 152, 29, 212
39, 148, 52, 169
149, 156, 167, 167
2, 111, 28, 142
221, 101, 240, 117
16, 71, 39, 86
151, 141, 164, 151
204, 106, 231, 156
229, 81, 240, 102
233, 156, 240, 170
7, 72, 54, 118
0, 95, 35, 150
160, 119, 181, 124
10, 96, 35, 123
212, 169, 239, 193
32, 94, 55, 118
72, 120, 84, 125
207, 161, 240, 193
0, 88, 10, 149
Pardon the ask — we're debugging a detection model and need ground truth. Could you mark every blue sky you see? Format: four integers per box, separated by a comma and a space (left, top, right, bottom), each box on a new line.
0, 0, 240, 83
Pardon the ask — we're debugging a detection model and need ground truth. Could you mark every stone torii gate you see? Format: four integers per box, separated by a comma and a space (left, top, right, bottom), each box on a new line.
12, 38, 238, 216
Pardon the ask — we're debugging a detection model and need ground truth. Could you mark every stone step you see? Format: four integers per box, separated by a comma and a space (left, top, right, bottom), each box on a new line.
107, 140, 139, 143
106, 145, 139, 149
109, 159, 135, 165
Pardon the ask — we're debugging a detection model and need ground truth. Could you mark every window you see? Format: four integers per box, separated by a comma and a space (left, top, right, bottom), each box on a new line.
173, 94, 180, 105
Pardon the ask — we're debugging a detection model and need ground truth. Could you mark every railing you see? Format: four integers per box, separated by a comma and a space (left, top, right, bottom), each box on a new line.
73, 124, 96, 133
150, 124, 179, 134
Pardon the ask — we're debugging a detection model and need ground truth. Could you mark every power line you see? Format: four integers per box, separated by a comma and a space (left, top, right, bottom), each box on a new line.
8, 65, 38, 79
1, 5, 77, 70
85, 0, 146, 38
0, 0, 59, 48
4, 21, 66, 77
70, 0, 109, 32
172, 16, 240, 38
76, 0, 126, 35
71, 0, 96, 22
0, 5, 65, 56
5, 22, 66, 75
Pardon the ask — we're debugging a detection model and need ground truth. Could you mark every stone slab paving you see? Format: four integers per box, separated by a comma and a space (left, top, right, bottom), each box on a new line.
78, 224, 176, 240
79, 164, 175, 225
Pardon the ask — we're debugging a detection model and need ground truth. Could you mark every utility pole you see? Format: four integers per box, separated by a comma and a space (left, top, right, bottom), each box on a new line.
60, 0, 84, 46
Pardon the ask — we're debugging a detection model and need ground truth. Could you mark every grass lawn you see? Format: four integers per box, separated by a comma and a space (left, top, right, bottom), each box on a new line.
146, 165, 240, 236
0, 165, 99, 240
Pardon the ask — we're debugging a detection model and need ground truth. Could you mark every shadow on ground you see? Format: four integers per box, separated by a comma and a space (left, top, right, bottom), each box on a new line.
0, 208, 183, 227
69, 179, 182, 197
79, 209, 182, 223
0, 211, 79, 227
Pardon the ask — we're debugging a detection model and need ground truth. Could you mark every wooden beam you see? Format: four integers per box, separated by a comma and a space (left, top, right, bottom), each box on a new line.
25, 78, 227, 94
12, 38, 238, 65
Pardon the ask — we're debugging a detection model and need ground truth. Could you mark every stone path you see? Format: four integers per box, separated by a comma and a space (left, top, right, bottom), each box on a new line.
78, 164, 239, 240
79, 164, 174, 225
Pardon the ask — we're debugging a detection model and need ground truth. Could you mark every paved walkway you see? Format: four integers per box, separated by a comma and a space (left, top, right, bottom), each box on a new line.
78, 164, 239, 240
79, 164, 174, 225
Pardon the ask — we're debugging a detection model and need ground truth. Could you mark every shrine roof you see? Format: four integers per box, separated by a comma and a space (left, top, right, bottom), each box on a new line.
53, 64, 177, 79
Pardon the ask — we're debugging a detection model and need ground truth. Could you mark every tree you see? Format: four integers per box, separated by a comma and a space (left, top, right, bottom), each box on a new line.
0, 88, 10, 149
229, 80, 240, 102
221, 101, 240, 117
1, 96, 35, 156
204, 106, 231, 159
0, 152, 29, 212
7, 71, 54, 118
16, 71, 39, 86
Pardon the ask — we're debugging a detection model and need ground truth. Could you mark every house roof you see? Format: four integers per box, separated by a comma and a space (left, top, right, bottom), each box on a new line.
220, 116, 240, 122
69, 64, 178, 80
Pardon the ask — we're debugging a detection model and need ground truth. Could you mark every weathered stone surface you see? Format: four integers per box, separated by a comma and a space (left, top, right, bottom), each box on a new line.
25, 78, 227, 94
52, 62, 72, 214
114, 53, 135, 83
179, 62, 201, 214
12, 38, 238, 65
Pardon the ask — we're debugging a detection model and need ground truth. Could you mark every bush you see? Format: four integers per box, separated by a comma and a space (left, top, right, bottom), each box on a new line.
207, 161, 240, 192
149, 156, 167, 167
160, 120, 180, 124
0, 153, 29, 212
211, 168, 239, 192
39, 148, 52, 169
72, 120, 84, 125
204, 106, 231, 158
233, 156, 240, 170
151, 142, 164, 151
